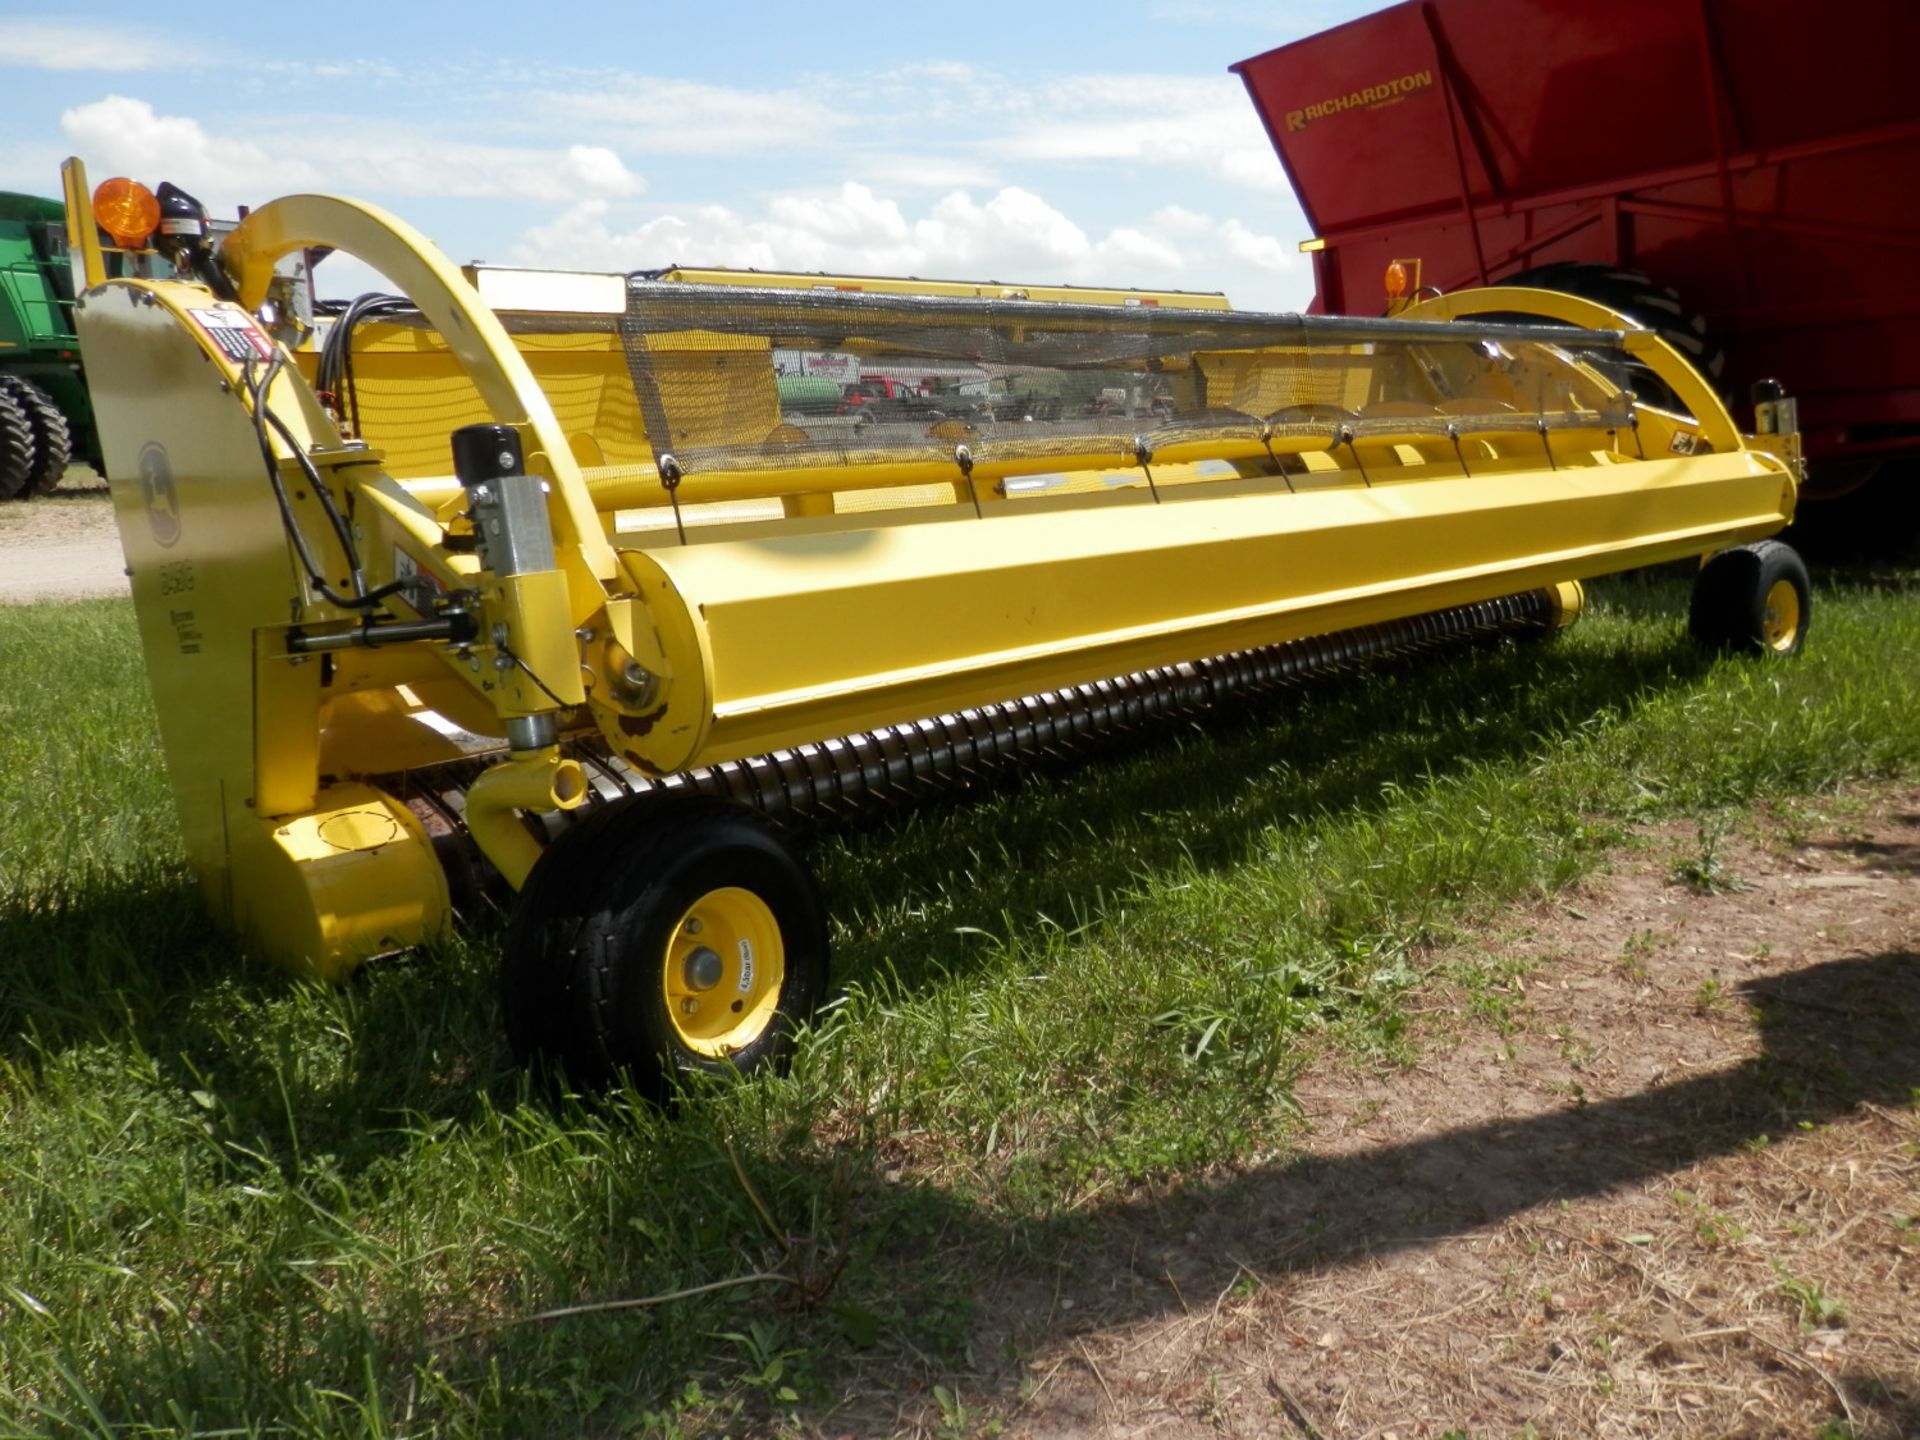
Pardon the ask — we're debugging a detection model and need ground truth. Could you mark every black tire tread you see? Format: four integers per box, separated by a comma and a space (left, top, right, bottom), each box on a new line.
1689, 540, 1810, 656
502, 792, 689, 1066
1503, 260, 1728, 393
0, 389, 34, 501
504, 793, 828, 1095
572, 801, 826, 1093
0, 377, 74, 496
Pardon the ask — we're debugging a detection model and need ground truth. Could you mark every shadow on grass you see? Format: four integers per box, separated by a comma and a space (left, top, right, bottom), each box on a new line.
1810, 832, 1920, 874
797, 946, 1920, 1436
0, 882, 519, 1180
817, 619, 1712, 990
0, 611, 1715, 1189
37, 945, 1917, 1436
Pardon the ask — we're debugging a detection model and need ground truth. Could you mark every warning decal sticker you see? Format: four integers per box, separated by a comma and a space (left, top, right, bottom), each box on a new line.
189, 305, 276, 364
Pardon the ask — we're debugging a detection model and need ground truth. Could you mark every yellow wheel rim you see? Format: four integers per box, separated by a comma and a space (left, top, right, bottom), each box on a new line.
662, 887, 785, 1057
1762, 578, 1801, 652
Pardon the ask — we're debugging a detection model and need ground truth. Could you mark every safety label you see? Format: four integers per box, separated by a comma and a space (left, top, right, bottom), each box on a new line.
190, 305, 275, 364
390, 546, 445, 614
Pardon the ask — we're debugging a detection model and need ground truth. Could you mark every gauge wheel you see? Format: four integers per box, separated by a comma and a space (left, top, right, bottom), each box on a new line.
504, 792, 828, 1094
1689, 540, 1811, 657
0, 377, 73, 496
0, 386, 35, 500
502, 789, 655, 1070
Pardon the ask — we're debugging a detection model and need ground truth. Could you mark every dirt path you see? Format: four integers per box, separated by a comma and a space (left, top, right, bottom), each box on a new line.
0, 475, 127, 604
856, 787, 1920, 1439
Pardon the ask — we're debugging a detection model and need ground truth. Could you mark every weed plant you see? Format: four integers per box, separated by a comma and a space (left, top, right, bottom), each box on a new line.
1, 567, 1917, 1435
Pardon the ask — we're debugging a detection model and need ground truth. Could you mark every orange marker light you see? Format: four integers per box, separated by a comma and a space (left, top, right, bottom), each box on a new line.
1383, 260, 1410, 299
92, 177, 160, 249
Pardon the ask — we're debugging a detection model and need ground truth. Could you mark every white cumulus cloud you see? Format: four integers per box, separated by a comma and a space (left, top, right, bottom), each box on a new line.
57, 97, 644, 209
1221, 218, 1295, 273
563, 145, 644, 197
509, 181, 1308, 310
989, 75, 1289, 194
60, 96, 315, 201
768, 184, 908, 243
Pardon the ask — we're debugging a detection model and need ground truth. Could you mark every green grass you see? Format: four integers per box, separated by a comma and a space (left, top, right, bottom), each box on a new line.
2, 568, 1919, 1436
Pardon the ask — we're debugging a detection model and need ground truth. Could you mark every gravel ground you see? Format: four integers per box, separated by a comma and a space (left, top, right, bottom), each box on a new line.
0, 471, 126, 604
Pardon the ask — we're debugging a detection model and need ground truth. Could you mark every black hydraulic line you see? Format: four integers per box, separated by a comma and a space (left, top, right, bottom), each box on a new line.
244, 354, 407, 612
259, 384, 366, 592
317, 293, 417, 440
500, 641, 574, 710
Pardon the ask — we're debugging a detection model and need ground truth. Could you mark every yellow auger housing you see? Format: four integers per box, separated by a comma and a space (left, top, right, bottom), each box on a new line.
63, 156, 1808, 1094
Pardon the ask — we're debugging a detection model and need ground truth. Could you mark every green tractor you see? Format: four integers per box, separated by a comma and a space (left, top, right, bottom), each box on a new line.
0, 191, 89, 498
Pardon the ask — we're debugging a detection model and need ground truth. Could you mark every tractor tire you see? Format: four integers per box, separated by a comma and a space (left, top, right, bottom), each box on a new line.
0, 387, 35, 501
0, 377, 74, 496
504, 793, 829, 1095
1502, 261, 1726, 410
1688, 539, 1811, 657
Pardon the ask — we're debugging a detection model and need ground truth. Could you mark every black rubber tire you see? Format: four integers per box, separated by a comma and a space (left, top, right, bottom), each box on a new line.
501, 793, 657, 1069
1502, 261, 1725, 410
0, 377, 74, 497
503, 793, 829, 1095
1688, 540, 1811, 657
0, 388, 35, 501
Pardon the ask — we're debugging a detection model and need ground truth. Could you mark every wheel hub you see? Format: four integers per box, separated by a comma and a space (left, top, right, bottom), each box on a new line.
683, 945, 723, 992
661, 886, 785, 1056
1763, 578, 1801, 652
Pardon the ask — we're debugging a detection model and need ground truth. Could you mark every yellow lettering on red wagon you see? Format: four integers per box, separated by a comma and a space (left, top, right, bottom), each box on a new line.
1284, 70, 1436, 133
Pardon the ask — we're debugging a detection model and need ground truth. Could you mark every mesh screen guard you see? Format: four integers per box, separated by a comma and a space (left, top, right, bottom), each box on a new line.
483, 279, 1642, 491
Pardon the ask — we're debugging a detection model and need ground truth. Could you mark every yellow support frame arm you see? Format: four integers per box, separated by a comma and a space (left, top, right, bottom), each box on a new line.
1403, 286, 1745, 456
222, 194, 621, 598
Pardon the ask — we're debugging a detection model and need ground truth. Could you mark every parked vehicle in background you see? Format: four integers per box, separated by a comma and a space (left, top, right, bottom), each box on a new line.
0, 191, 89, 497
1234, 0, 1920, 527
838, 377, 945, 421
775, 374, 844, 416
1, 182, 314, 501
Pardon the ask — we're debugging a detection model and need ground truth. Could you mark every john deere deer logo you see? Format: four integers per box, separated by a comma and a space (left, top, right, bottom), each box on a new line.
140, 441, 181, 548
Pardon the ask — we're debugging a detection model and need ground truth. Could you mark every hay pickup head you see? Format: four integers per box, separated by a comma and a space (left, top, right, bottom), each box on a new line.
63, 158, 1805, 1093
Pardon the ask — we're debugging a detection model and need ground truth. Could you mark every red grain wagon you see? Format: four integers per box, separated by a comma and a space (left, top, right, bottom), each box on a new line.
1234, 0, 1920, 497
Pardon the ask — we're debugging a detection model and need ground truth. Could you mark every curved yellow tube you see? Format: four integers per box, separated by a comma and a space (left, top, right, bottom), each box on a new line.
221, 193, 618, 587
465, 747, 588, 890
1402, 286, 1743, 457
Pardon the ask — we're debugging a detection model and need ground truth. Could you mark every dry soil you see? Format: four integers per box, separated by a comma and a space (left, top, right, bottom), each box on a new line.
0, 473, 125, 603
837, 789, 1920, 1439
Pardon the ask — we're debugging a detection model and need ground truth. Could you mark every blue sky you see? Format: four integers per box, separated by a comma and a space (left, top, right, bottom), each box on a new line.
0, 1, 1382, 309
